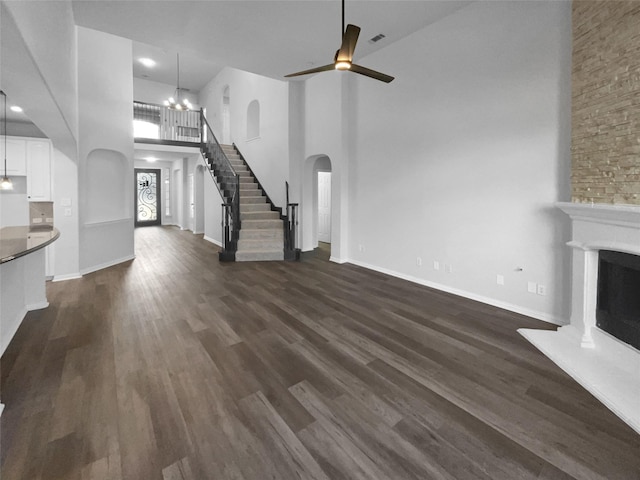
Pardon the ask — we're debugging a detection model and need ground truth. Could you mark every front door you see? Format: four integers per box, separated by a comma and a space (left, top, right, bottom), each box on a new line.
135, 168, 161, 227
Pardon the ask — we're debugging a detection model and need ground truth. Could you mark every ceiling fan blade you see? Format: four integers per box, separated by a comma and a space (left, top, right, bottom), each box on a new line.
337, 24, 361, 62
285, 64, 335, 78
350, 63, 395, 83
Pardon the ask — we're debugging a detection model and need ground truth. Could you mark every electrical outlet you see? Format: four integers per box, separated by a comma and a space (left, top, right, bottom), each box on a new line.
445, 264, 452, 274
433, 261, 440, 271
497, 274, 504, 285
64, 208, 72, 217
358, 244, 365, 253
527, 281, 537, 294
417, 257, 422, 267
537, 284, 546, 296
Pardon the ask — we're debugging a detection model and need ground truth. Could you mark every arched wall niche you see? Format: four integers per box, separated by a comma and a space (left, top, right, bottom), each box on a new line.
222, 85, 231, 144
85, 148, 128, 223
247, 99, 260, 140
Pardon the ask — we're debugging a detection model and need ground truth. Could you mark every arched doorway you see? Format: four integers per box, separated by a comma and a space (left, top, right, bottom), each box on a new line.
301, 155, 334, 255
222, 86, 231, 144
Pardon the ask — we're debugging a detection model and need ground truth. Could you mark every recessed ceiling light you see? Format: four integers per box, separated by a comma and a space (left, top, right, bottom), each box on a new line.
10, 105, 23, 113
146, 157, 157, 162
138, 58, 156, 68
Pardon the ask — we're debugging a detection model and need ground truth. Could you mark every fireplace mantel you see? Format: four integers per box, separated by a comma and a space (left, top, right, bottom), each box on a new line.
556, 202, 640, 228
520, 201, 640, 434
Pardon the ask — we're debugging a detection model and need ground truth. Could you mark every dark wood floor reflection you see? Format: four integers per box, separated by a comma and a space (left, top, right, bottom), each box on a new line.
2, 226, 639, 479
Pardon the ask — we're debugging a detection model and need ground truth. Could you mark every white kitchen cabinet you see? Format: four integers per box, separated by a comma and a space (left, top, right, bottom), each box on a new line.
0, 137, 27, 175
26, 140, 52, 201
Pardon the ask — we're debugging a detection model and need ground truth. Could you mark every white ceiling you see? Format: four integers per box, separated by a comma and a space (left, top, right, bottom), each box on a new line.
71, 0, 473, 92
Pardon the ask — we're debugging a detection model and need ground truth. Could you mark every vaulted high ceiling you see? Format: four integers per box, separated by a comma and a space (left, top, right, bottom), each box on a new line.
71, 0, 472, 92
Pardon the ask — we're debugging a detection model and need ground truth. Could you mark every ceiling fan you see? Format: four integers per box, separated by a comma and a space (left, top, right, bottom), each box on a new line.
285, 0, 394, 83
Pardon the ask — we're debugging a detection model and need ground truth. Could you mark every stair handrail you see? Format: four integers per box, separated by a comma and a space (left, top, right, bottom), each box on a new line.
284, 181, 299, 258
199, 111, 241, 258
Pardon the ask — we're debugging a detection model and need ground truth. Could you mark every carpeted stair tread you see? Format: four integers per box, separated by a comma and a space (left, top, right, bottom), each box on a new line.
241, 211, 281, 221
240, 196, 267, 204
235, 250, 284, 262
239, 228, 283, 240
242, 219, 283, 229
240, 203, 271, 212
238, 238, 283, 250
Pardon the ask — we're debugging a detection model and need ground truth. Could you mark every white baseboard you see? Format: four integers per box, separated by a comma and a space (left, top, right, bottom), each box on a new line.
80, 254, 136, 276
346, 258, 566, 326
52, 272, 82, 282
329, 256, 348, 264
203, 235, 223, 247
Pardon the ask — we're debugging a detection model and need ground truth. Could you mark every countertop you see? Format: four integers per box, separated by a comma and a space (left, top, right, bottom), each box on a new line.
0, 226, 60, 264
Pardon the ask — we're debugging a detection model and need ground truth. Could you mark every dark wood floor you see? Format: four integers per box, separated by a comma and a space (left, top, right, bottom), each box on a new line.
1, 226, 639, 480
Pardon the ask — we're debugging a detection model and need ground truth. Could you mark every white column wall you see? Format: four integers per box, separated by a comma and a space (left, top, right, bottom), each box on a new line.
77, 26, 135, 275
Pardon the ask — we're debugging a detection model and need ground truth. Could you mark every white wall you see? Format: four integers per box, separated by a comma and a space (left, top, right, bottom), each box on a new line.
199, 67, 290, 208
77, 26, 135, 274
346, 1, 572, 323
51, 148, 80, 280
133, 77, 200, 108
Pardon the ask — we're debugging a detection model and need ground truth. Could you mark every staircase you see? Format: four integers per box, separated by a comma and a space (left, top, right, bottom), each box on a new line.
221, 145, 285, 262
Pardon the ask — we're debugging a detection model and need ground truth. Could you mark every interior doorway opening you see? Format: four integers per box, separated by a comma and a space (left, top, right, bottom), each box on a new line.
317, 171, 331, 244
301, 155, 333, 255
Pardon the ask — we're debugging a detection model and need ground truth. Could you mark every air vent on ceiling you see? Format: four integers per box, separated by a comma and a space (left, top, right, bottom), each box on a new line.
368, 33, 386, 44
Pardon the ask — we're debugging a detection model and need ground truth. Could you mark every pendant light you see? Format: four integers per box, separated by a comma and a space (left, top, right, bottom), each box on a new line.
164, 53, 193, 111
0, 90, 13, 191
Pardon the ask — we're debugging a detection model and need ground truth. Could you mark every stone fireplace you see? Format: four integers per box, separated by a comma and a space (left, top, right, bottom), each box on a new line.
520, 202, 640, 434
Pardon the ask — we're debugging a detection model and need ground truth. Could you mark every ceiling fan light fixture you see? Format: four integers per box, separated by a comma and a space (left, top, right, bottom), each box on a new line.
285, 0, 393, 83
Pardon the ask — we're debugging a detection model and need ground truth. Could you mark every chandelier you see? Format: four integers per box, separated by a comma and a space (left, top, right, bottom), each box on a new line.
164, 53, 192, 111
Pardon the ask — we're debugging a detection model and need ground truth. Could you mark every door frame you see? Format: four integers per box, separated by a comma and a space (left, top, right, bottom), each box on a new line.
134, 168, 162, 227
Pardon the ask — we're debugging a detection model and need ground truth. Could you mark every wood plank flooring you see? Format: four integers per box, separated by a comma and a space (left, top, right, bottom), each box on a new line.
1, 226, 639, 480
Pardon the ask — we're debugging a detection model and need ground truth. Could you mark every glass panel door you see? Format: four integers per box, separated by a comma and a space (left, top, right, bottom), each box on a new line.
135, 168, 161, 227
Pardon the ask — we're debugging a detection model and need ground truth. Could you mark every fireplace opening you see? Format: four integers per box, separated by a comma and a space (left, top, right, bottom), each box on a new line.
596, 250, 640, 350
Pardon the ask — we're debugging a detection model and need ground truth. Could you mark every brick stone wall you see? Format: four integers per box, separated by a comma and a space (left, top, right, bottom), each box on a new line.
572, 1, 640, 204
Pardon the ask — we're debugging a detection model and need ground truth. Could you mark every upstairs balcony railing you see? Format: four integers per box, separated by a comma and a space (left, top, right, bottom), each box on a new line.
133, 100, 202, 143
